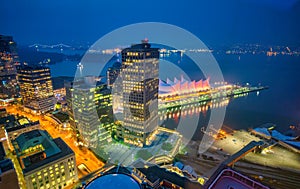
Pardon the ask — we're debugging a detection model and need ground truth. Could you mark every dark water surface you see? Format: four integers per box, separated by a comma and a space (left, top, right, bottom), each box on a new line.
49, 53, 300, 138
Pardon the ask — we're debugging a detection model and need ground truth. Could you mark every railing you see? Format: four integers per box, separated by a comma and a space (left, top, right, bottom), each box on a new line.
208, 168, 270, 189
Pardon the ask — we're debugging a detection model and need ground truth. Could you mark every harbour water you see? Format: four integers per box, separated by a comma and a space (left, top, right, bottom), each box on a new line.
49, 52, 300, 139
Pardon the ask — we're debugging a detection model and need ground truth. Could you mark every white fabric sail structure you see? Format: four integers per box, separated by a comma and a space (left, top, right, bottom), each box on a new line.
159, 76, 210, 95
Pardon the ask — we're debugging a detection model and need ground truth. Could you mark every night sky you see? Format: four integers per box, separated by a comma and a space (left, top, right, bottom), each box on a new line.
1, 0, 300, 46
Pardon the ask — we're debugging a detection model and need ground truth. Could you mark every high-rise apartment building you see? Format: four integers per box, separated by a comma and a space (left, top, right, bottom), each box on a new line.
121, 40, 159, 146
17, 65, 54, 114
0, 35, 19, 102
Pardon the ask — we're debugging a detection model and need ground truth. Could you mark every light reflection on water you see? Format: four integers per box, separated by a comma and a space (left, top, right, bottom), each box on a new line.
49, 52, 300, 135
160, 98, 230, 140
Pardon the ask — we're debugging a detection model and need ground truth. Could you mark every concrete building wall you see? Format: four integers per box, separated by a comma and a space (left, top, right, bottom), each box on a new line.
24, 155, 77, 189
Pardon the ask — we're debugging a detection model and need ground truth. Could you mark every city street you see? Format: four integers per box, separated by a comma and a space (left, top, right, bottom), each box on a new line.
5, 105, 104, 179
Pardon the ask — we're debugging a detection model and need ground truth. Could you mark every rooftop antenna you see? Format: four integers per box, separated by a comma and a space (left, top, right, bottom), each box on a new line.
77, 62, 83, 77
141, 38, 149, 44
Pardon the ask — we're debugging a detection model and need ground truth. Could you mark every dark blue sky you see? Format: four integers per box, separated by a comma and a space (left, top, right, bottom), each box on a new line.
1, 0, 300, 46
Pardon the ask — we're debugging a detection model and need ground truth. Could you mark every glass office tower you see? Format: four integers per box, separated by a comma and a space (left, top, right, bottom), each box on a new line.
121, 40, 159, 147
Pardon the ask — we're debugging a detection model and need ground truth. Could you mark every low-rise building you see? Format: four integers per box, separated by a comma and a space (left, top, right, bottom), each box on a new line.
0, 114, 16, 142
12, 129, 78, 189
84, 165, 142, 189
132, 159, 202, 189
4, 116, 40, 150
0, 142, 19, 189
205, 168, 270, 189
85, 160, 203, 189
0, 108, 7, 118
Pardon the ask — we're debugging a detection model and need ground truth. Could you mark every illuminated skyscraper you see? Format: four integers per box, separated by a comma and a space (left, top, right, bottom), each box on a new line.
107, 61, 123, 114
64, 81, 76, 131
17, 65, 54, 114
121, 40, 159, 146
107, 62, 121, 88
70, 76, 111, 148
0, 35, 19, 102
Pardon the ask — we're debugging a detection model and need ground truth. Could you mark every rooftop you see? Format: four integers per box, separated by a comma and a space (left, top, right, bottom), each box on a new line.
0, 108, 6, 113
51, 76, 74, 90
207, 168, 270, 189
122, 41, 159, 52
22, 138, 74, 174
12, 130, 74, 174
14, 129, 60, 154
85, 173, 141, 189
138, 165, 202, 189
174, 161, 184, 170
18, 117, 30, 125
71, 76, 104, 90
0, 142, 15, 175
16, 65, 50, 71
104, 166, 132, 175
0, 142, 5, 161
0, 159, 14, 174
132, 159, 202, 189
2, 115, 39, 133
0, 115, 15, 127
253, 127, 300, 149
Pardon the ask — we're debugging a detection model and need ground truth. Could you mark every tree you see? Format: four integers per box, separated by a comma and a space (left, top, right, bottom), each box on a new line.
161, 142, 173, 151
136, 149, 152, 160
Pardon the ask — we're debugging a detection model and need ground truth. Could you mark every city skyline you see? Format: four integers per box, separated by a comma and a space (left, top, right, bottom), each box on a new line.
0, 1, 300, 189
0, 34, 299, 189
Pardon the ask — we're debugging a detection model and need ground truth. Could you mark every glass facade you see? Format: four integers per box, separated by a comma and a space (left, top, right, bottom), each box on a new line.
0, 35, 19, 101
121, 42, 159, 146
70, 77, 111, 148
17, 66, 54, 113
